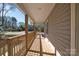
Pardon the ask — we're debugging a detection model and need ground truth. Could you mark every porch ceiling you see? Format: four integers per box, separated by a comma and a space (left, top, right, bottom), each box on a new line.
17, 3, 55, 24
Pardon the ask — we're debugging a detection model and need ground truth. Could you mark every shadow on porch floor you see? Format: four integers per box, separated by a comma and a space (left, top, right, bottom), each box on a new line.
26, 33, 55, 56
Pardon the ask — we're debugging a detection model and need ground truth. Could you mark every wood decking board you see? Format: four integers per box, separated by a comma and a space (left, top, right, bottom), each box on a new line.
26, 33, 55, 56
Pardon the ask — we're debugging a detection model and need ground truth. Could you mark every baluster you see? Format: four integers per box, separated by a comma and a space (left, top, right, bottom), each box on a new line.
4, 41, 7, 56
14, 40, 15, 55
14, 44, 16, 56
16, 40, 18, 54
8, 40, 13, 56
0, 48, 1, 56
3, 46, 5, 56
13, 45, 14, 56
19, 42, 20, 51
1, 47, 3, 56
13, 44, 15, 56
18, 38, 20, 55
17, 38, 19, 55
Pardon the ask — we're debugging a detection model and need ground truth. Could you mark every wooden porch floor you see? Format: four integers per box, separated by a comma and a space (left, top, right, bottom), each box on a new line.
26, 33, 56, 56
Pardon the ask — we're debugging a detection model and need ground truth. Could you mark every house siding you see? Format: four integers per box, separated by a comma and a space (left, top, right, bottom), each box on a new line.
47, 4, 71, 56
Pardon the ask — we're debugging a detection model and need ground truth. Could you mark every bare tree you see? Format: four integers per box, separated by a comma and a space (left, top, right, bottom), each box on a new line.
0, 3, 16, 16
0, 3, 16, 31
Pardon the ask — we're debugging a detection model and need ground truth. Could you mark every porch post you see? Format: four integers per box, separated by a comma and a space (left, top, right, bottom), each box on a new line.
33, 22, 35, 31
25, 14, 28, 54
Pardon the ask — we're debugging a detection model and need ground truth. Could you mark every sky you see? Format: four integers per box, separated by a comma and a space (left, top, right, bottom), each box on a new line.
0, 3, 31, 25
6, 4, 31, 25
7, 7, 25, 23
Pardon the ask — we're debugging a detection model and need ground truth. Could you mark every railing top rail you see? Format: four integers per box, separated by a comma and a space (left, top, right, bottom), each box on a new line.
7, 31, 35, 40
7, 34, 25, 40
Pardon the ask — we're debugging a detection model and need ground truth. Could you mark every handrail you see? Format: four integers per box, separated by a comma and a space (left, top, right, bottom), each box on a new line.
0, 31, 36, 56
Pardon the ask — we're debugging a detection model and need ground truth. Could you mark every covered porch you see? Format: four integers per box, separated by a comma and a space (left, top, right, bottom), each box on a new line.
0, 3, 78, 56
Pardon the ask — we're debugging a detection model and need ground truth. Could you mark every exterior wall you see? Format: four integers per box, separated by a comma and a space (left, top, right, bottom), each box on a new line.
47, 4, 71, 56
